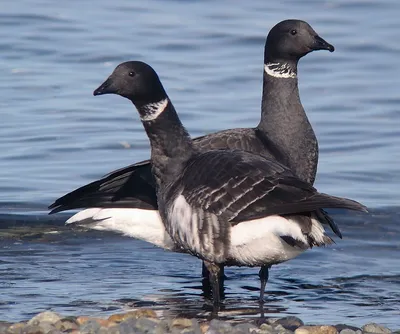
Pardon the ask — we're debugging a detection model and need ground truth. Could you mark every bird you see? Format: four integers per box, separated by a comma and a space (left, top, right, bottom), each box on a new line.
89, 60, 367, 305
49, 20, 335, 296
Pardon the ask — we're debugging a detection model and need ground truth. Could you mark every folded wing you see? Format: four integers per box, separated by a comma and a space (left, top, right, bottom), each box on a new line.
166, 150, 367, 261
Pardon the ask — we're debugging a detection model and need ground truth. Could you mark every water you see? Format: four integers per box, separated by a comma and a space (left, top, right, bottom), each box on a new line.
0, 0, 399, 328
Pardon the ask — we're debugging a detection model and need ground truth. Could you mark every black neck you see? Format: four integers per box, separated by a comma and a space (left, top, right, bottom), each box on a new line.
136, 99, 194, 188
257, 58, 318, 184
259, 59, 300, 123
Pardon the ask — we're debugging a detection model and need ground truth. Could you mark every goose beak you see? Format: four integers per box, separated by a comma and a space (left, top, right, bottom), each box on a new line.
313, 35, 335, 52
93, 77, 115, 96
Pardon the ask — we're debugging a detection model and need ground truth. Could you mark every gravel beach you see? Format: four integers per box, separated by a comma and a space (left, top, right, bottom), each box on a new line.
1, 310, 397, 334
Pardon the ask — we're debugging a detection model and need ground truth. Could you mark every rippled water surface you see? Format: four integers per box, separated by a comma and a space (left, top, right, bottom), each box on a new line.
0, 0, 399, 328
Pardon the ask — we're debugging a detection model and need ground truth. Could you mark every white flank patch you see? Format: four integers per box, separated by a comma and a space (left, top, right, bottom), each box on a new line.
169, 194, 197, 248
229, 215, 306, 266
168, 194, 226, 262
66, 208, 176, 250
141, 98, 169, 122
65, 207, 330, 268
264, 63, 297, 79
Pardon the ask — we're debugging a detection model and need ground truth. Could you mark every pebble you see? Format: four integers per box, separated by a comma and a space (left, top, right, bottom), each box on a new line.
171, 318, 195, 329
295, 325, 338, 334
54, 318, 79, 331
117, 317, 160, 334
78, 316, 115, 328
80, 319, 103, 333
76, 316, 91, 325
200, 323, 209, 334
275, 324, 296, 334
108, 309, 157, 323
233, 323, 258, 333
335, 324, 361, 333
7, 322, 26, 334
259, 323, 276, 334
339, 329, 357, 334
207, 319, 233, 333
361, 323, 391, 334
273, 317, 304, 331
27, 311, 62, 326
0, 321, 12, 333
259, 323, 293, 334
170, 318, 201, 334
16, 325, 40, 334
1, 310, 398, 334
98, 326, 120, 334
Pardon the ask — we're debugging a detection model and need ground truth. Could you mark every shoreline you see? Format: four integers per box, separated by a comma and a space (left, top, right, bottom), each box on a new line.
1, 310, 397, 334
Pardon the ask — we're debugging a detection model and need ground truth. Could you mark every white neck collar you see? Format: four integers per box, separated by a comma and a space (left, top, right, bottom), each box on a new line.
264, 63, 297, 79
140, 98, 169, 122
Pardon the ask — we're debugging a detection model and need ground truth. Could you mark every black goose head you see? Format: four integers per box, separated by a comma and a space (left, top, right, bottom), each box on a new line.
93, 61, 167, 107
264, 19, 334, 64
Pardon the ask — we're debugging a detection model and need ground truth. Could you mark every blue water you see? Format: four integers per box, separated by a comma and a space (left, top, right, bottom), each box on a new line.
0, 0, 399, 328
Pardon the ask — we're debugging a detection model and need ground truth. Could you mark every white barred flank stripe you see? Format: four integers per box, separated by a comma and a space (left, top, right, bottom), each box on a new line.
169, 194, 197, 250
168, 194, 226, 262
264, 63, 297, 79
141, 98, 169, 122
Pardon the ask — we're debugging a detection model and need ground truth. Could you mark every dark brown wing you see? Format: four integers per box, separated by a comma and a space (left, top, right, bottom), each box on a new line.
179, 150, 367, 223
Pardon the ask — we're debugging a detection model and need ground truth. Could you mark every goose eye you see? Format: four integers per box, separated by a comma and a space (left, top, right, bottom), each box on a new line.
129, 71, 136, 77
290, 29, 297, 35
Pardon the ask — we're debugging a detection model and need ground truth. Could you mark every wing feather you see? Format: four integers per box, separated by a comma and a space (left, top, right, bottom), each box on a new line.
48, 161, 156, 213
179, 150, 367, 224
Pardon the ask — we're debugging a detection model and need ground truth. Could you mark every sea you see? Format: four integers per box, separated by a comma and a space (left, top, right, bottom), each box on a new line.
0, 0, 399, 328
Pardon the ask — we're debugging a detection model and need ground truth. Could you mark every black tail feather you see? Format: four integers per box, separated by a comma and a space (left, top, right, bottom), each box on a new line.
48, 161, 156, 214
315, 208, 343, 238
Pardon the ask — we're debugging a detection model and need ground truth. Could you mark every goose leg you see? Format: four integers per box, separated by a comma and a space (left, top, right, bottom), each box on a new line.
202, 261, 225, 299
259, 265, 270, 302
204, 260, 222, 306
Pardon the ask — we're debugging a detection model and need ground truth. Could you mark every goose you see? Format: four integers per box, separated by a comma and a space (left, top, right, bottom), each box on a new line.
89, 60, 366, 304
49, 20, 336, 298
